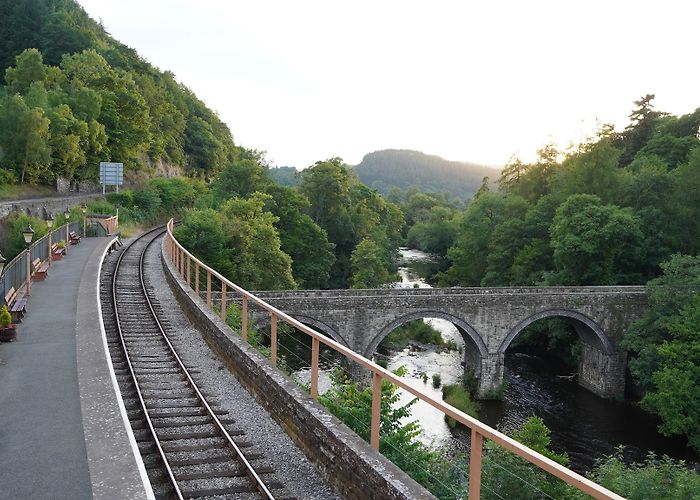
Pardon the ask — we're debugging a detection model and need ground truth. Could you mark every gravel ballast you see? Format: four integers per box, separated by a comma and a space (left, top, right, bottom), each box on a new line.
142, 234, 339, 499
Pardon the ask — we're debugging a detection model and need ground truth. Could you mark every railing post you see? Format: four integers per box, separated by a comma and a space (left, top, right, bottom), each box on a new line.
311, 337, 319, 399
371, 371, 382, 450
186, 254, 191, 287
270, 313, 277, 365
206, 271, 212, 307
468, 429, 483, 500
195, 262, 200, 294
220, 282, 227, 321
241, 296, 248, 342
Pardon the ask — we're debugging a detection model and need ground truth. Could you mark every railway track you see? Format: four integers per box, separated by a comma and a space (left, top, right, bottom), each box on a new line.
100, 227, 290, 499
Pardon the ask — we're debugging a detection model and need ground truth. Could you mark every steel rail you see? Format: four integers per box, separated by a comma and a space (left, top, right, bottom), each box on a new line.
136, 231, 275, 499
112, 225, 274, 499
166, 218, 624, 500
112, 226, 183, 499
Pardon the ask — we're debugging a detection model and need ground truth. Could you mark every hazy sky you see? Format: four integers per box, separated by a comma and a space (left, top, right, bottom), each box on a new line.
78, 0, 699, 169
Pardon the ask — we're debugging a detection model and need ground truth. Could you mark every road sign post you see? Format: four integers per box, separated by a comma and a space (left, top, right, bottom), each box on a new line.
99, 162, 124, 193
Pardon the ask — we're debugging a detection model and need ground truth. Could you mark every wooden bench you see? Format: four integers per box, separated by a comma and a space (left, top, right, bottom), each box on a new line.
4, 287, 27, 322
32, 258, 49, 280
69, 231, 81, 245
51, 243, 65, 260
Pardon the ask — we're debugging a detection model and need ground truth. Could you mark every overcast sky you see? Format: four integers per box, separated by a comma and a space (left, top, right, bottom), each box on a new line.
78, 0, 699, 169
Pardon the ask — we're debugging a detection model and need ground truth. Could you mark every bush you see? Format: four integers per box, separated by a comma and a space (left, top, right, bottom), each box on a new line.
582, 451, 700, 500
383, 319, 446, 350
432, 373, 441, 388
442, 383, 479, 427
0, 305, 12, 328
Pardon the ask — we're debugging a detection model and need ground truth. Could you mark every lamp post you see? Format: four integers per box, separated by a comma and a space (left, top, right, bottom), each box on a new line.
46, 211, 55, 266
23, 225, 34, 296
81, 203, 87, 238
64, 208, 70, 255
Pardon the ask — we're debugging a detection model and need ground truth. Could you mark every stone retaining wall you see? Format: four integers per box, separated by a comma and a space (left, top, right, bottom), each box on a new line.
160, 239, 434, 500
0, 193, 105, 219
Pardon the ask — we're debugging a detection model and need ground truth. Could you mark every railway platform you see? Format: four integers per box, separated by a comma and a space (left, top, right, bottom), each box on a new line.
0, 236, 152, 500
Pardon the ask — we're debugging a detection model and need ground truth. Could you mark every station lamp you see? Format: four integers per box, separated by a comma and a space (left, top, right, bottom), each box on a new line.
22, 224, 35, 247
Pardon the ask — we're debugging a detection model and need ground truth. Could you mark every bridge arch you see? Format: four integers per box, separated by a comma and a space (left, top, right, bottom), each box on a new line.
365, 310, 488, 371
498, 308, 612, 354
253, 314, 350, 349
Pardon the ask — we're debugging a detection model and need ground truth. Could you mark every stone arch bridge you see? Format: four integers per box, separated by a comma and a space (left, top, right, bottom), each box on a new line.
248, 286, 648, 399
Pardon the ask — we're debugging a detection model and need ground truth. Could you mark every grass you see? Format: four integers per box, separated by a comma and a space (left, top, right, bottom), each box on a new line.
442, 383, 479, 426
0, 183, 58, 201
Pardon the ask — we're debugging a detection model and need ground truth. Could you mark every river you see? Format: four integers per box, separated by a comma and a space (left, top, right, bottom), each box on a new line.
384, 248, 698, 472
284, 248, 697, 472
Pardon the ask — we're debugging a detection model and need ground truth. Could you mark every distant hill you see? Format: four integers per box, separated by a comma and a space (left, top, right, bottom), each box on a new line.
353, 150, 499, 200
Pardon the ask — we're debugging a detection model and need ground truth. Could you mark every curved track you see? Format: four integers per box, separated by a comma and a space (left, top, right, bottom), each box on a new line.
101, 227, 286, 499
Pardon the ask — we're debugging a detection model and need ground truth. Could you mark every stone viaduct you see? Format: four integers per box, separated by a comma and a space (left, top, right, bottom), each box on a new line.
246, 286, 648, 399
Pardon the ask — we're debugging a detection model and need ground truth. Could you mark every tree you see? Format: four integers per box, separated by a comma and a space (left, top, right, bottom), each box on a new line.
547, 194, 644, 285
264, 185, 335, 289
350, 239, 390, 288
618, 94, 667, 166
222, 193, 296, 290
215, 157, 269, 200
300, 158, 356, 287
439, 192, 529, 286
623, 254, 700, 450
5, 48, 46, 94
0, 93, 51, 183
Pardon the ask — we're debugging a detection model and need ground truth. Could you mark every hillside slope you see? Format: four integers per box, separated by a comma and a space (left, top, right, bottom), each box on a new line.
0, 0, 241, 185
353, 149, 499, 200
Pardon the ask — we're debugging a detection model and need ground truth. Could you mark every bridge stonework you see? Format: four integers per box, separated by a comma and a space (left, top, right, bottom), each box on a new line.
247, 287, 648, 399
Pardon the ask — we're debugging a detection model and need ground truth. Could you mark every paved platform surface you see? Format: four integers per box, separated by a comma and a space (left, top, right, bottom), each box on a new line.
0, 237, 152, 500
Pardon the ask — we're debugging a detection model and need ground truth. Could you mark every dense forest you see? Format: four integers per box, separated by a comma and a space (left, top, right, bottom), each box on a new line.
0, 0, 240, 185
405, 95, 700, 453
353, 149, 498, 201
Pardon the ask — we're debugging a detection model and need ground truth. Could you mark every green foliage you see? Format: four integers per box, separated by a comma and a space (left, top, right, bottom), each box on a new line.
0, 305, 12, 328
480, 416, 572, 500
300, 158, 402, 288
442, 383, 479, 427
623, 255, 700, 451
382, 320, 448, 350
581, 450, 700, 500
350, 238, 390, 288
0, 3, 242, 185
175, 194, 296, 291
318, 368, 463, 497
0, 212, 48, 261
264, 185, 335, 289
431, 373, 441, 388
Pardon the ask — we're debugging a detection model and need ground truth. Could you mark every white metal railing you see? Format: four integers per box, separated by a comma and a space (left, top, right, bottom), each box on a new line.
165, 218, 622, 500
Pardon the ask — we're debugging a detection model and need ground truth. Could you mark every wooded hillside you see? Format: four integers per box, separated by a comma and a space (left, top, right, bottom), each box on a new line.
0, 0, 241, 186
353, 149, 498, 200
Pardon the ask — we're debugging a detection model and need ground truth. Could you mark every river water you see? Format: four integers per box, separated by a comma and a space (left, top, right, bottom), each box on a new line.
285, 248, 698, 473
385, 248, 698, 472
